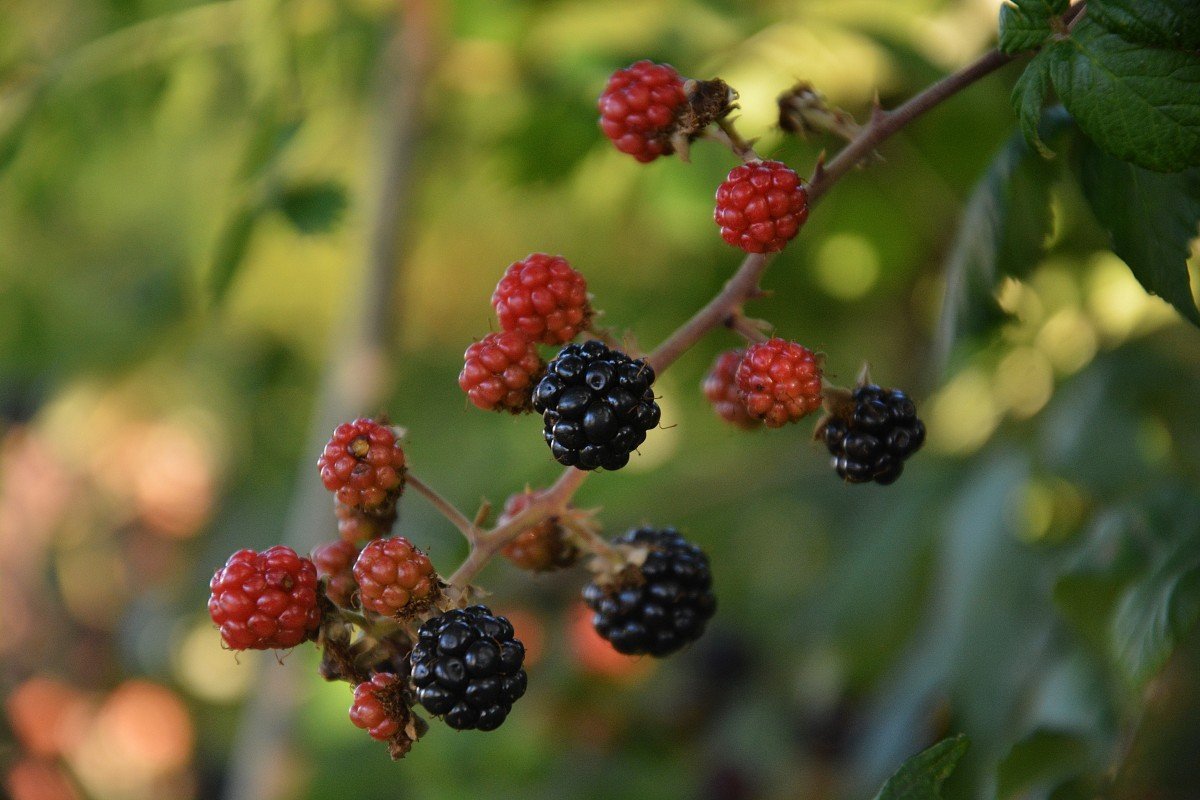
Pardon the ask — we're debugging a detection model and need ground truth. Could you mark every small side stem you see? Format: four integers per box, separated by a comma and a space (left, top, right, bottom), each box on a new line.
407, 472, 480, 544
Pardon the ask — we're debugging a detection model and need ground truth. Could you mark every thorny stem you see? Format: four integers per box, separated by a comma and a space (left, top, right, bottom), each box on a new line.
386, 19, 1084, 602
725, 310, 772, 344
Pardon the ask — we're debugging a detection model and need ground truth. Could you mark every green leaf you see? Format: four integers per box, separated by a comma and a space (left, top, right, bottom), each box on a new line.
997, 729, 1091, 799
1077, 137, 1200, 326
1089, 0, 1200, 50
1110, 543, 1200, 684
999, 0, 1068, 54
208, 206, 259, 306
872, 735, 970, 800
238, 111, 303, 180
274, 181, 348, 235
1012, 48, 1057, 157
1049, 19, 1200, 172
936, 120, 1063, 361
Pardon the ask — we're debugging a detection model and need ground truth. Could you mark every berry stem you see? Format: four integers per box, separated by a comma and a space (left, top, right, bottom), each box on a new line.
559, 513, 623, 564
407, 472, 482, 544
724, 310, 771, 343
710, 118, 760, 162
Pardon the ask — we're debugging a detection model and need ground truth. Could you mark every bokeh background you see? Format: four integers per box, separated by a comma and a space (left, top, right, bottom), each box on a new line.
3, 0, 1200, 799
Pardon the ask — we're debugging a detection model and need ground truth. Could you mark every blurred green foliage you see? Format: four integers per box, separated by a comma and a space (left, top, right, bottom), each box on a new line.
2, 1, 1199, 800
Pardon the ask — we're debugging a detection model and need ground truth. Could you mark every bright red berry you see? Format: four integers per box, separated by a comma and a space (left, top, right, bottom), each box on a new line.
353, 536, 441, 618
317, 419, 406, 509
312, 539, 359, 608
702, 349, 761, 429
492, 254, 591, 345
499, 489, 579, 572
208, 546, 321, 651
714, 160, 809, 253
459, 331, 546, 413
598, 60, 688, 163
735, 338, 823, 427
349, 672, 406, 742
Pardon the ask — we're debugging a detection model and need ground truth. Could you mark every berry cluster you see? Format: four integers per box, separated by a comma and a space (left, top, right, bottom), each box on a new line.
533, 340, 660, 471
492, 253, 592, 345
208, 546, 321, 651
354, 537, 441, 618
583, 527, 715, 657
823, 384, 926, 485
459, 331, 545, 413
714, 160, 809, 254
702, 349, 761, 430
499, 489, 579, 572
317, 418, 406, 510
598, 60, 688, 162
410, 605, 528, 731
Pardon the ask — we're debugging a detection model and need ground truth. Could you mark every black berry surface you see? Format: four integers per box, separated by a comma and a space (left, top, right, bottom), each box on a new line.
823, 384, 925, 485
582, 527, 715, 657
532, 340, 660, 471
409, 605, 527, 732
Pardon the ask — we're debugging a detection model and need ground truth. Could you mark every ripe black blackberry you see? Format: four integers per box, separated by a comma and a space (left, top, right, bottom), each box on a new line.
822, 384, 925, 485
409, 605, 527, 732
532, 340, 661, 471
582, 527, 715, 657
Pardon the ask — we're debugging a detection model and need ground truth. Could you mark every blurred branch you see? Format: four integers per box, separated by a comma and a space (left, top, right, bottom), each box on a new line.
221, 3, 438, 800
408, 473, 482, 545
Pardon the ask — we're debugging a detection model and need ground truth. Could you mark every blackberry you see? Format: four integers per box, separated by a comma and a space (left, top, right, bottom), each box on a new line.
409, 605, 527, 732
532, 340, 660, 471
823, 384, 925, 485
582, 527, 715, 657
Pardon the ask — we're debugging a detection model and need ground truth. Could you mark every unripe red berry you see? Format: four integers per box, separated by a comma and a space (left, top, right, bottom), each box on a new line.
312, 539, 359, 608
349, 672, 406, 742
492, 254, 591, 345
498, 490, 579, 572
702, 349, 761, 429
459, 331, 545, 413
598, 60, 688, 163
735, 338, 823, 427
317, 418, 406, 509
714, 160, 809, 253
208, 546, 321, 650
353, 536, 441, 618
334, 500, 393, 544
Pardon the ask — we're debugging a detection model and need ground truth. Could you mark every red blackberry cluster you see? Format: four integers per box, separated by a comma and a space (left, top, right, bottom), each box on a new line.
317, 419, 406, 509
823, 384, 926, 485
312, 539, 359, 608
499, 489, 579, 572
702, 349, 760, 429
459, 331, 545, 414
736, 338, 823, 427
353, 537, 441, 618
714, 160, 809, 253
492, 254, 592, 345
349, 672, 406, 741
532, 340, 660, 471
208, 546, 321, 651
598, 60, 688, 163
410, 605, 528, 731
582, 527, 715, 657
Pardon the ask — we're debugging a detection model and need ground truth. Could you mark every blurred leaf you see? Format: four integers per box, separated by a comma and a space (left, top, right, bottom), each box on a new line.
871, 734, 969, 800
936, 120, 1062, 358
999, 0, 1068, 54
209, 206, 259, 305
1111, 534, 1200, 684
1011, 49, 1056, 158
1076, 137, 1200, 326
1049, 20, 1200, 172
274, 181, 348, 235
237, 110, 303, 179
997, 729, 1091, 798
1089, 0, 1200, 49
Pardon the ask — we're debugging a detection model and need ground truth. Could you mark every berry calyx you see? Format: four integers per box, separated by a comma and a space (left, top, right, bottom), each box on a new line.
410, 605, 528, 731
498, 489, 579, 572
582, 527, 715, 657
598, 60, 688, 163
353, 537, 441, 618
822, 384, 925, 485
714, 160, 809, 253
532, 340, 660, 471
312, 539, 359, 608
317, 419, 407, 510
459, 331, 545, 414
702, 349, 760, 429
492, 254, 592, 346
208, 546, 321, 651
735, 338, 823, 427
